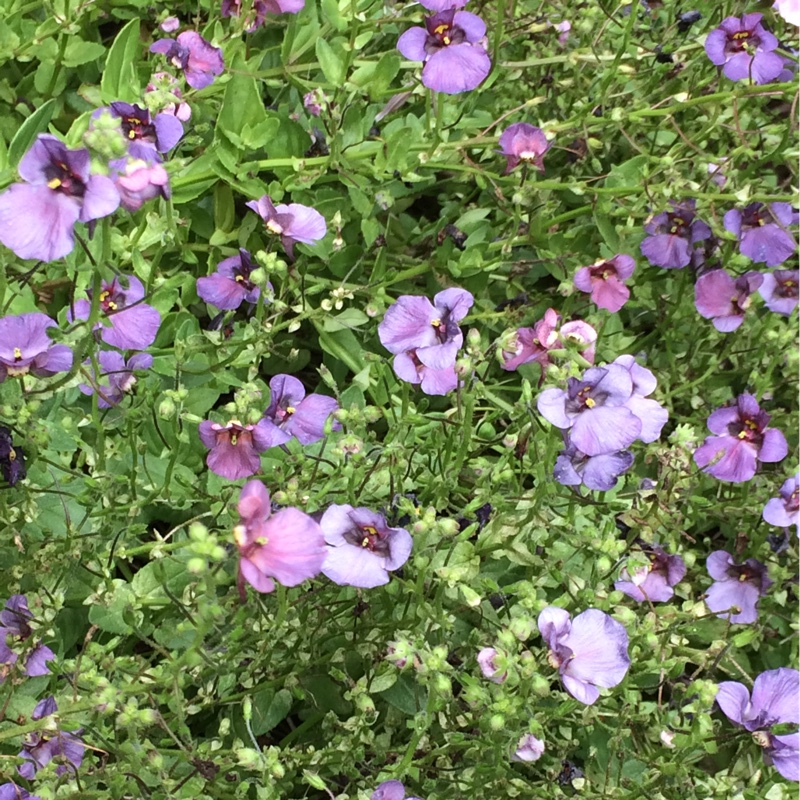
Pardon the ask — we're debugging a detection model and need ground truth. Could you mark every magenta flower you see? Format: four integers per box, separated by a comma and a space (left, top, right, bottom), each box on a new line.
392, 351, 459, 396
18, 697, 85, 779
693, 393, 788, 483
303, 91, 322, 116
320, 504, 412, 588
222, 0, 304, 31
614, 545, 686, 603
246, 195, 326, 260
199, 419, 273, 480
704, 14, 784, 85
371, 780, 422, 800
724, 203, 797, 267
0, 313, 73, 382
640, 201, 711, 269
705, 551, 772, 624
512, 734, 545, 763
109, 153, 170, 213
69, 274, 161, 350
150, 31, 224, 90
261, 374, 339, 448
106, 102, 183, 158
234, 480, 326, 595
763, 474, 799, 529
538, 607, 630, 705
397, 9, 491, 94
79, 351, 152, 408
574, 255, 635, 313
501, 309, 597, 373
0, 134, 119, 262
694, 269, 763, 333
476, 647, 507, 684
0, 595, 55, 681
497, 123, 550, 174
759, 269, 799, 315
554, 439, 634, 492
197, 249, 263, 310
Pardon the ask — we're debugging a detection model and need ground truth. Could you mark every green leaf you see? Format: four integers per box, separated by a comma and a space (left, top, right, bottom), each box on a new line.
7, 99, 56, 168
593, 208, 620, 252
88, 582, 136, 634
215, 65, 273, 150
323, 308, 369, 332
316, 326, 366, 375
100, 19, 141, 103
379, 674, 424, 716
315, 38, 347, 87
251, 689, 293, 735
63, 39, 106, 68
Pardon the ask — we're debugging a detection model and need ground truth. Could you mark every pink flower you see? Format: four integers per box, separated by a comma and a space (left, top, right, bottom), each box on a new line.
234, 480, 326, 596
497, 123, 551, 174
574, 255, 635, 313
476, 647, 507, 684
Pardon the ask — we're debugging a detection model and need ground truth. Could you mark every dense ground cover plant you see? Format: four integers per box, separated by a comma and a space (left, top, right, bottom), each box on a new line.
0, 0, 796, 798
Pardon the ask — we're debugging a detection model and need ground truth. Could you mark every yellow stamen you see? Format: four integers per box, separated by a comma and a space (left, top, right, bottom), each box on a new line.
266, 219, 283, 235
128, 130, 136, 139
47, 178, 62, 189
442, 35, 451, 45
8, 448, 15, 461
285, 406, 296, 415
107, 301, 118, 311
433, 23, 449, 34
99, 291, 110, 302
732, 31, 750, 40
585, 397, 596, 408
430, 318, 442, 327
230, 434, 238, 446
361, 537, 370, 548
13, 348, 22, 360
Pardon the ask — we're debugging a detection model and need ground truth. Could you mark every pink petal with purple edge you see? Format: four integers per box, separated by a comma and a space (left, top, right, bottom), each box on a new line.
751, 668, 800, 726
197, 273, 248, 309
715, 681, 750, 726
287, 394, 339, 444
321, 544, 389, 588
418, 0, 467, 10
280, 203, 326, 244
422, 45, 491, 94
759, 428, 788, 463
237, 479, 270, 523
239, 558, 276, 593
102, 304, 161, 349
573, 266, 592, 293
320, 504, 356, 545
570, 406, 641, 457
712, 314, 744, 333
695, 270, 736, 318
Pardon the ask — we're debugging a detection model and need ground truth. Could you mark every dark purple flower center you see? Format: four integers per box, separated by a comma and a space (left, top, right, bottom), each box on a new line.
232, 252, 257, 292
44, 160, 86, 199
122, 114, 156, 143
343, 523, 391, 556
273, 404, 296, 425
99, 285, 125, 313
424, 11, 466, 54
787, 489, 800, 513
590, 261, 617, 281
733, 416, 763, 443
727, 28, 759, 53
565, 376, 606, 413
219, 422, 252, 447
740, 203, 775, 230
729, 562, 762, 585
779, 277, 798, 298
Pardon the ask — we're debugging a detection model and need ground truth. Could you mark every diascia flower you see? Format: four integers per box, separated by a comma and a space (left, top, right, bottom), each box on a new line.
0, 134, 119, 262
246, 195, 327, 260
723, 202, 797, 267
234, 480, 326, 596
0, 595, 55, 681
104, 101, 183, 158
222, 0, 304, 31
614, 544, 686, 603
0, 313, 73, 382
759, 269, 799, 316
763, 474, 799, 530
512, 733, 545, 763
640, 201, 711, 269
705, 551, 772, 624
574, 255, 635, 313
497, 124, 551, 174
371, 781, 423, 800
197, 249, 263, 310
554, 438, 634, 492
79, 352, 153, 408
704, 13, 784, 85
199, 419, 273, 480
261, 374, 340, 447
694, 269, 763, 332
538, 607, 630, 705
150, 31, 224, 90
397, 9, 491, 94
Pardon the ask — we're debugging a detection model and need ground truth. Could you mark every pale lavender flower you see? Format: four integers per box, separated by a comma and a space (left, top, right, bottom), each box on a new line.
574, 255, 635, 313
614, 545, 686, 603
79, 352, 153, 408
0, 596, 55, 681
110, 152, 170, 212
198, 419, 273, 480
763, 474, 799, 529
694, 393, 788, 483
246, 195, 326, 260
197, 249, 263, 310
261, 374, 339, 447
705, 551, 772, 624
538, 607, 630, 705
759, 269, 799, 315
611, 354, 669, 443
418, 0, 467, 9
0, 134, 119, 262
476, 647, 507, 684
694, 269, 763, 332
391, 351, 459, 396
234, 480, 326, 596
640, 201, 711, 269
554, 438, 634, 492
69, 274, 161, 350
762, 732, 799, 782
371, 780, 422, 800
497, 124, 550, 174
397, 9, 491, 94
150, 31, 224, 90
512, 733, 545, 762
0, 313, 73, 382
161, 16, 180, 32
724, 203, 797, 267
704, 13, 784, 84
320, 505, 412, 588
18, 697, 85, 779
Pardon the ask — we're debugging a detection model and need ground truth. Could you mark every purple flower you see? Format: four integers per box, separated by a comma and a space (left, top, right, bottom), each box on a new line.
705, 551, 772, 624
574, 255, 635, 313
0, 596, 55, 681
303, 91, 322, 116
145, 72, 192, 121
109, 153, 170, 213
0, 784, 41, 800
320, 504, 412, 588
150, 31, 224, 90
704, 14, 784, 85
763, 474, 799, 529
693, 393, 788, 483
161, 16, 180, 32
261, 374, 339, 447
371, 781, 423, 800
476, 647, 507, 684
694, 269, 763, 332
397, 9, 491, 95
0, 313, 73, 382
78, 351, 153, 408
198, 419, 273, 480
554, 439, 634, 491
0, 426, 26, 487
640, 201, 711, 269
392, 351, 459, 396
18, 697, 85, 779
497, 124, 551, 174
762, 732, 800, 782
614, 545, 686, 603
106, 102, 183, 157
222, 0, 304, 30
512, 733, 545, 763
724, 203, 797, 267
501, 309, 597, 373
759, 269, 799, 315
417, 0, 467, 10
538, 607, 630, 705
0, 134, 119, 262
197, 249, 264, 310
234, 480, 326, 595
610, 354, 669, 443
69, 274, 161, 350
246, 195, 326, 260
379, 288, 474, 371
